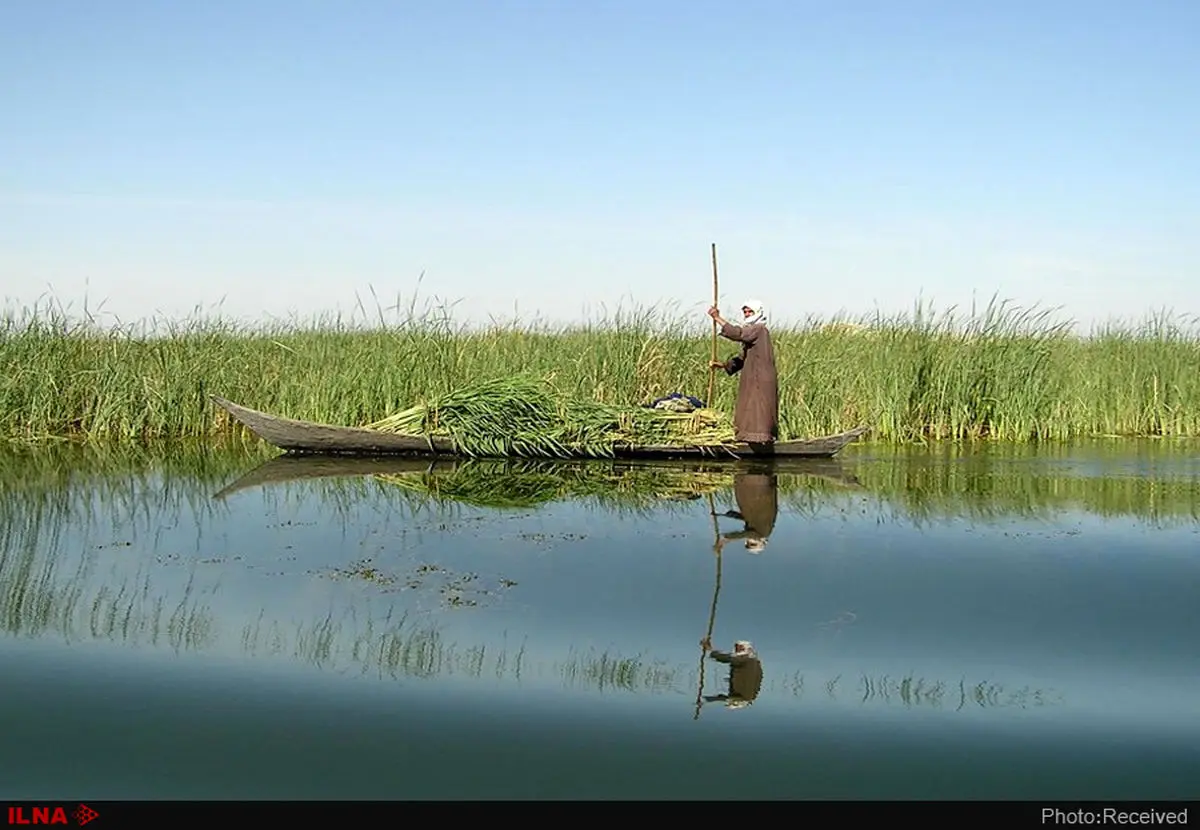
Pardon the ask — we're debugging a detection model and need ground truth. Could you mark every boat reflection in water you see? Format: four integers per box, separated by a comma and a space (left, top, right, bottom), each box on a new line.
212, 454, 858, 512
213, 454, 861, 721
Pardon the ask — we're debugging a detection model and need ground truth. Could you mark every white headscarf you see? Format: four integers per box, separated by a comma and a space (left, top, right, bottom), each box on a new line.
733, 640, 756, 656
741, 298, 767, 326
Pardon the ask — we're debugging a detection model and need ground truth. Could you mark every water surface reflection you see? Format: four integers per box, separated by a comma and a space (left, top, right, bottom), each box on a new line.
0, 442, 1197, 798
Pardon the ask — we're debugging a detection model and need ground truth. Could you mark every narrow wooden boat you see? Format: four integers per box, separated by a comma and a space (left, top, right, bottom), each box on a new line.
211, 454, 863, 500
210, 395, 869, 460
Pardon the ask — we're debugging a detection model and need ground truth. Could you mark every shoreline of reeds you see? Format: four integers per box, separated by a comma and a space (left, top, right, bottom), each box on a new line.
4, 293, 1200, 444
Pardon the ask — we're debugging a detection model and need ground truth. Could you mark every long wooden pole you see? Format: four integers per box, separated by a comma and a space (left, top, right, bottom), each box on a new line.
707, 243, 719, 408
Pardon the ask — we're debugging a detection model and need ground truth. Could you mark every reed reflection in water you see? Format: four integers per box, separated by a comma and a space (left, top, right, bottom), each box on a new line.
2, 440, 1198, 798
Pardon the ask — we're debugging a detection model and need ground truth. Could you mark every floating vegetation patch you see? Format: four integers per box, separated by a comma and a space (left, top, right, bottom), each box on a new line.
322, 558, 517, 609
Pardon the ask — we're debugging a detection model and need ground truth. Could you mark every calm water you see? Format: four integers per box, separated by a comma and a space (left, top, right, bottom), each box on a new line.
1, 440, 1197, 800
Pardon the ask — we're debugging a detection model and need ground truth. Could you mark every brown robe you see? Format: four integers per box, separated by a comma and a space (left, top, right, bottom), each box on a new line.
706, 648, 764, 705
720, 472, 779, 542
719, 321, 779, 443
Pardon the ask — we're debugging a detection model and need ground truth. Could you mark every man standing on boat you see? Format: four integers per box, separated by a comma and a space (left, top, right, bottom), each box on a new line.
706, 299, 779, 445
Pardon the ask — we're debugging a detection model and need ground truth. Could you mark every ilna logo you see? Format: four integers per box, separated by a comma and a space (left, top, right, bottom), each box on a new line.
6, 805, 98, 826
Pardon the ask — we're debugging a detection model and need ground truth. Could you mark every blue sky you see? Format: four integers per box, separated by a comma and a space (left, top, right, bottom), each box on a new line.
2, 0, 1198, 331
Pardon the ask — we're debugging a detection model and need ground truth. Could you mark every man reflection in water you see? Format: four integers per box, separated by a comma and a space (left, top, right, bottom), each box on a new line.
700, 639, 763, 709
714, 470, 777, 554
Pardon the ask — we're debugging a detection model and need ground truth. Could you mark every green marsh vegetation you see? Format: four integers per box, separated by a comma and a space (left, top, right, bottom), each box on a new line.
5, 292, 1200, 444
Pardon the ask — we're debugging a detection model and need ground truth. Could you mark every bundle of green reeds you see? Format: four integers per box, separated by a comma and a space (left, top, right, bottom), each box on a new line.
363, 374, 736, 458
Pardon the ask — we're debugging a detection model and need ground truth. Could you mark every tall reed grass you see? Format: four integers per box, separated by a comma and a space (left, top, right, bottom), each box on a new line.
4, 293, 1200, 443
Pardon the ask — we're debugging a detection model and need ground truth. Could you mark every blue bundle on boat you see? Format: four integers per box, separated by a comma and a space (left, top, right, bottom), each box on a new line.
643, 392, 706, 412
